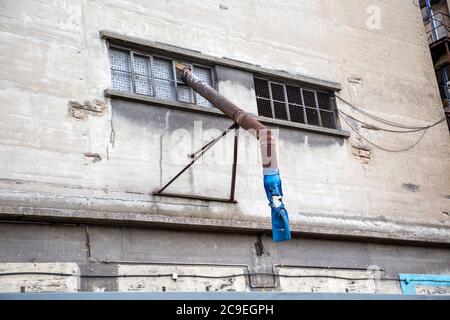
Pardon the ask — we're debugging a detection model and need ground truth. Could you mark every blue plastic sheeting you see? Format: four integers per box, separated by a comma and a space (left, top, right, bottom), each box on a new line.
399, 274, 450, 295
263, 172, 291, 242
1, 292, 449, 300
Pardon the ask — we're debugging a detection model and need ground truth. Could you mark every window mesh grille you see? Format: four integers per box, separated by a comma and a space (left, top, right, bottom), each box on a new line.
193, 66, 213, 107
177, 84, 192, 103
256, 98, 273, 118
289, 104, 305, 124
273, 101, 289, 121
286, 85, 302, 105
320, 110, 336, 128
132, 54, 152, 96
153, 57, 176, 101
109, 48, 132, 92
254, 77, 337, 129
317, 91, 332, 111
303, 90, 317, 109
152, 57, 173, 81
306, 107, 320, 126
108, 47, 215, 107
270, 83, 285, 102
255, 78, 270, 99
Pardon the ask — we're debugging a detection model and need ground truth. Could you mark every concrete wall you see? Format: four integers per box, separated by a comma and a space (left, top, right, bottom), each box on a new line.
0, 222, 449, 294
0, 0, 449, 260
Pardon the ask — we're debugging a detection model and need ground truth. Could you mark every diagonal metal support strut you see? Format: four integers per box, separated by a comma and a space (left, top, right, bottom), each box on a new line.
154, 123, 239, 203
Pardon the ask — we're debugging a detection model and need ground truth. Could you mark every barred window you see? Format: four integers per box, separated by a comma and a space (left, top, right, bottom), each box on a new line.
254, 78, 338, 129
108, 46, 215, 107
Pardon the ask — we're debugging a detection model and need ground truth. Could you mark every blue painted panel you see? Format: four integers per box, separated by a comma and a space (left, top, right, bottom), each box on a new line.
399, 274, 450, 295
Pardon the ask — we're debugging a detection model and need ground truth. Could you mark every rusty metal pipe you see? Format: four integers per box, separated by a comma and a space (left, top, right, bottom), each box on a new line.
176, 64, 278, 174
176, 64, 291, 242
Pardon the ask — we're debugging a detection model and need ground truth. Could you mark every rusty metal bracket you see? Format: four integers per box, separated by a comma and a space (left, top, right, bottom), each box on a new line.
153, 123, 240, 203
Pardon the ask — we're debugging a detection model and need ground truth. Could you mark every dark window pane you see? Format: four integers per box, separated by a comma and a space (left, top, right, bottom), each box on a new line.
320, 110, 336, 128
286, 85, 302, 105
252, 77, 338, 128
270, 83, 286, 102
305, 107, 320, 126
289, 104, 305, 124
257, 98, 273, 118
254, 78, 270, 98
303, 90, 317, 108
317, 91, 332, 110
132, 54, 152, 96
274, 101, 288, 120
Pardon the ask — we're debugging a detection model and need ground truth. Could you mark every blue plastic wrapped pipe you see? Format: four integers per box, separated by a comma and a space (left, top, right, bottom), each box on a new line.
263, 169, 291, 242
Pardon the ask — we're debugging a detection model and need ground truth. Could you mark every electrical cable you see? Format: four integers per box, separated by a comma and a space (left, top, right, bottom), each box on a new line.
336, 95, 446, 130
1, 271, 447, 283
338, 110, 431, 133
334, 95, 446, 152
340, 112, 428, 152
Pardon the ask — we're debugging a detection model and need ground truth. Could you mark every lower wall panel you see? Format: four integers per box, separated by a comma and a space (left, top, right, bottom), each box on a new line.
0, 222, 449, 295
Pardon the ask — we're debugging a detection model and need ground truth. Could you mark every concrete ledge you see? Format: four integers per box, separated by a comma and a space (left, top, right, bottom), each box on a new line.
100, 30, 342, 92
104, 89, 350, 138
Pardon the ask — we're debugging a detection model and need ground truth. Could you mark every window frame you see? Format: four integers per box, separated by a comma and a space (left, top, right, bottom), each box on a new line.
254, 76, 339, 130
107, 42, 216, 107
103, 32, 349, 138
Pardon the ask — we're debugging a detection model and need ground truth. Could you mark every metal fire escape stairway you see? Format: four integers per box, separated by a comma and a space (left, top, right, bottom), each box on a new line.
423, 0, 450, 129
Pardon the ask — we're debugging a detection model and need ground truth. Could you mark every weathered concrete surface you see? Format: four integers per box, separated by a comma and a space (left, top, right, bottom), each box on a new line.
0, 1, 449, 244
416, 286, 450, 295
278, 267, 381, 294
0, 222, 449, 294
215, 66, 259, 115
0, 263, 80, 293
117, 265, 247, 292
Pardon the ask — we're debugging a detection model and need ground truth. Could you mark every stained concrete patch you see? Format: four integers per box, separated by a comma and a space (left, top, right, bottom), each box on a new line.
84, 153, 102, 163
215, 66, 255, 91
112, 99, 229, 132
402, 183, 420, 193
277, 128, 344, 148
68, 100, 106, 120
307, 132, 344, 148
277, 128, 305, 145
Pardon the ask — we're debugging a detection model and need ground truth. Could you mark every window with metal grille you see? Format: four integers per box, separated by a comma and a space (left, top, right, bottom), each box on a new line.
254, 77, 338, 129
108, 46, 215, 107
